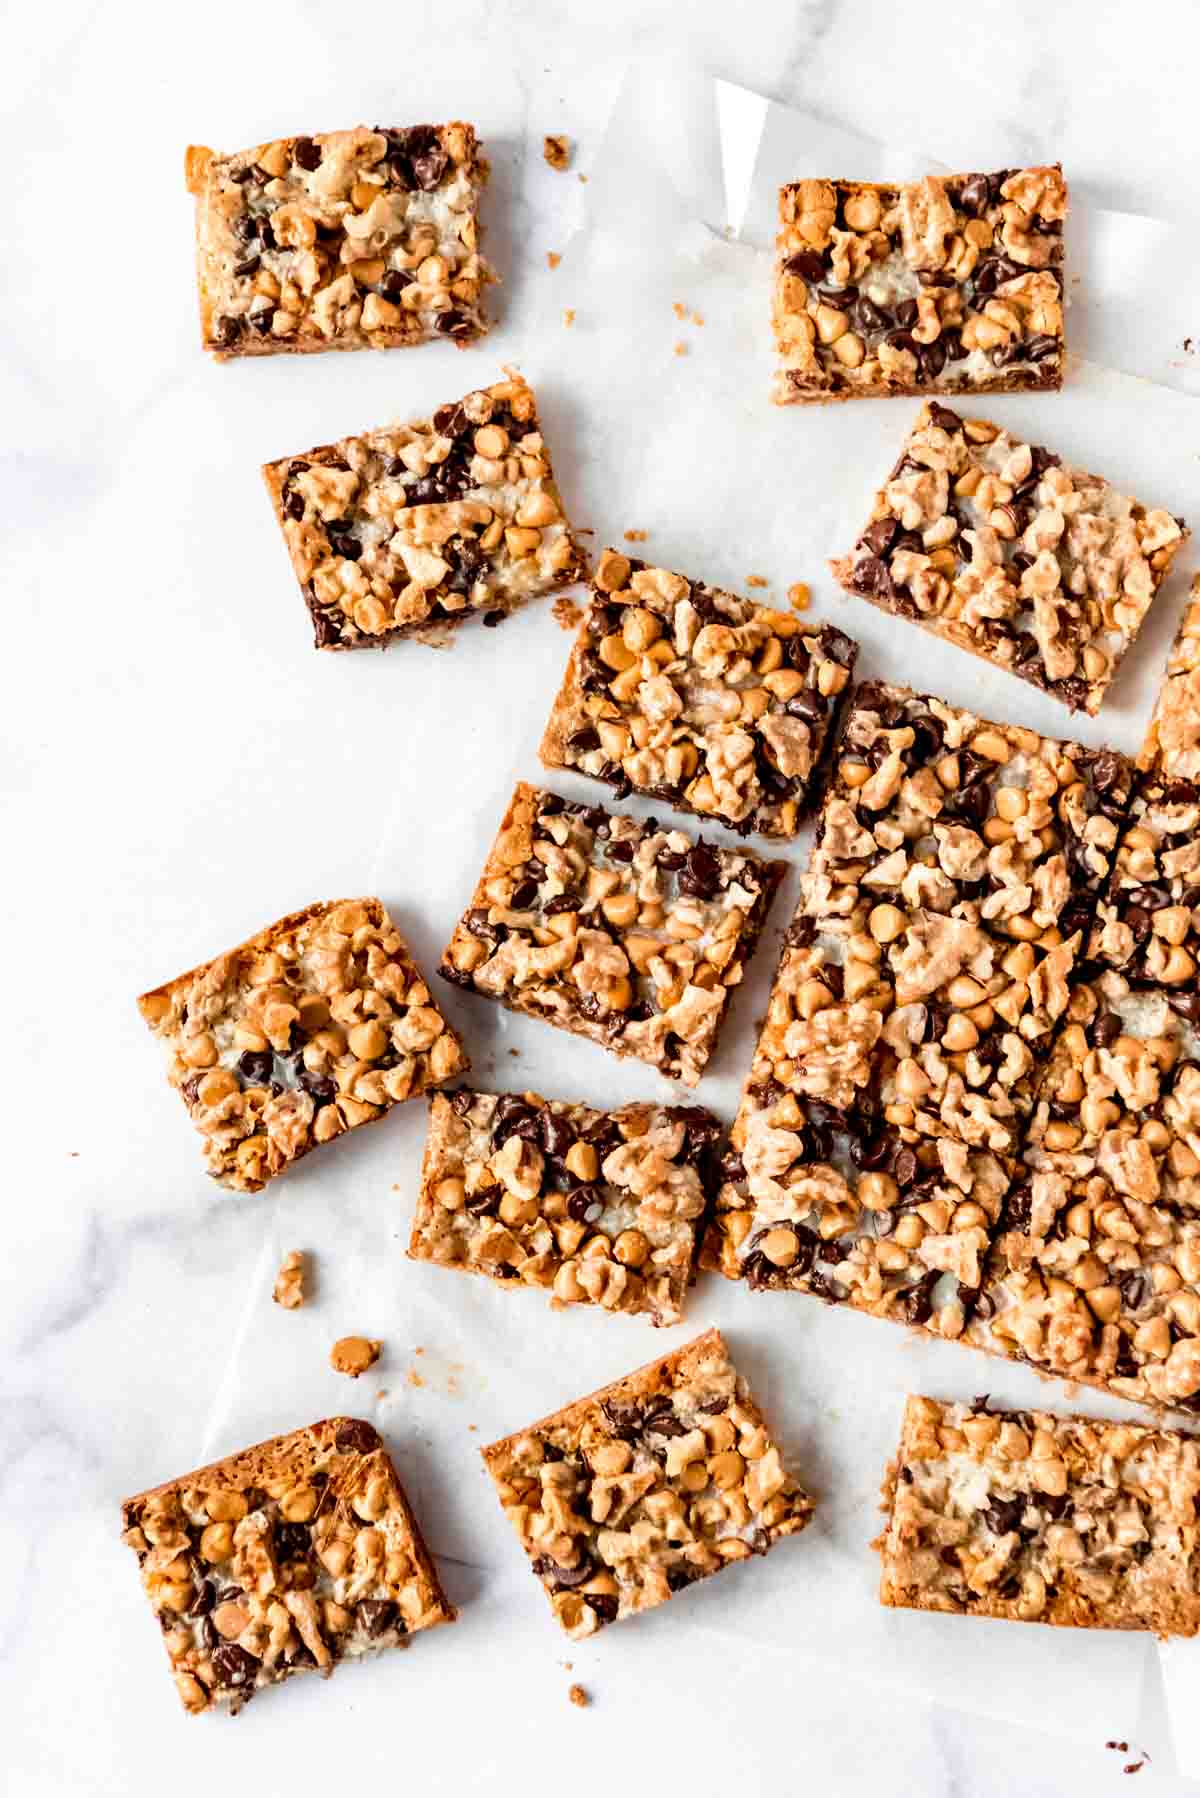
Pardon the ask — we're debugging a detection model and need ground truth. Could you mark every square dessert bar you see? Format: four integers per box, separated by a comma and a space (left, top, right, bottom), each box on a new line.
773, 166, 1067, 405
186, 124, 490, 358
833, 402, 1188, 714
540, 549, 858, 839
262, 374, 584, 650
801, 681, 1134, 1151
439, 783, 785, 1086
1139, 582, 1200, 778
139, 898, 467, 1193
121, 1417, 454, 1715
482, 1329, 813, 1638
409, 1089, 721, 1325
701, 966, 1016, 1341
876, 1395, 1200, 1634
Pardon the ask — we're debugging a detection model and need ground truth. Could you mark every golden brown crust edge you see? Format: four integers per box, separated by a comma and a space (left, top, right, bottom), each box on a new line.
481, 1329, 725, 1469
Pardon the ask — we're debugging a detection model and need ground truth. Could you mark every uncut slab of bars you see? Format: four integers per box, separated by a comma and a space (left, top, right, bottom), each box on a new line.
263, 373, 584, 649
773, 166, 1067, 405
439, 782, 785, 1086
704, 679, 1135, 1343
540, 548, 858, 839
832, 402, 1187, 715
186, 123, 490, 358
409, 1089, 721, 1324
482, 1329, 814, 1639
121, 1418, 455, 1715
876, 1396, 1200, 1634
139, 899, 466, 1193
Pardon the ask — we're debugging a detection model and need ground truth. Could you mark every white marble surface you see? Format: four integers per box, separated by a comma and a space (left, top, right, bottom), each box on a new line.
4, 2, 1199, 1793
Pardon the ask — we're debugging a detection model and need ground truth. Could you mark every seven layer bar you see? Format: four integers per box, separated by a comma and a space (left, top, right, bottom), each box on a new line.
705, 680, 1135, 1343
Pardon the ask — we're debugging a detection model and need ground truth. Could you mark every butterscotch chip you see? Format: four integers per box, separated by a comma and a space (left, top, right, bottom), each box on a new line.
543, 135, 571, 171
330, 1336, 382, 1377
482, 1329, 813, 1638
539, 554, 858, 838
186, 124, 491, 359
120, 1417, 453, 1714
832, 403, 1187, 716
774, 167, 1067, 405
568, 1684, 590, 1708
438, 783, 785, 1086
409, 1088, 721, 1325
273, 1250, 307, 1310
875, 1395, 1200, 1633
138, 898, 466, 1194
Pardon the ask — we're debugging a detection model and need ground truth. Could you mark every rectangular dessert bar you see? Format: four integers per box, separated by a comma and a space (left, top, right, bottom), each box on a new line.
186, 124, 490, 358
439, 783, 785, 1086
1139, 581, 1200, 778
701, 979, 1015, 1341
121, 1417, 455, 1715
832, 403, 1188, 714
539, 549, 858, 839
966, 964, 1200, 1411
482, 1328, 813, 1638
1089, 774, 1200, 1001
774, 167, 1067, 406
801, 680, 1134, 1152
409, 1088, 721, 1324
875, 1394, 1200, 1634
262, 374, 584, 649
139, 898, 467, 1193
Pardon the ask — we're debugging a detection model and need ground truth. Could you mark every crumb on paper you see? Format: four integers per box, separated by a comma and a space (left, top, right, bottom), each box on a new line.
691, 311, 704, 326
673, 341, 687, 357
1184, 336, 1194, 353
746, 575, 768, 589
623, 529, 648, 543
552, 594, 583, 631
375, 1389, 388, 1400
273, 1249, 307, 1310
543, 135, 571, 171
330, 1335, 381, 1377
564, 309, 576, 328
508, 1047, 520, 1057
547, 251, 562, 270
568, 1684, 590, 1709
1106, 1744, 1130, 1754
578, 173, 588, 184
673, 301, 687, 320
407, 1369, 425, 1389
469, 1423, 477, 1432
788, 582, 811, 611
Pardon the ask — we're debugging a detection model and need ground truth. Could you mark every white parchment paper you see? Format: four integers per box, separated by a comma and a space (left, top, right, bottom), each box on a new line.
200, 64, 1200, 1749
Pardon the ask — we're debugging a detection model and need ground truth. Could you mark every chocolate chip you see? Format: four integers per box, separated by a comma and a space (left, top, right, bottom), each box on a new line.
859, 518, 899, 557
211, 1643, 259, 1688
238, 1049, 273, 1084
566, 1185, 604, 1222
985, 1495, 1024, 1536
784, 251, 826, 283
436, 310, 476, 340
248, 306, 276, 336
293, 137, 322, 171
586, 1592, 619, 1624
213, 315, 243, 347
818, 284, 858, 311
274, 1522, 311, 1561
853, 296, 889, 335
433, 402, 468, 437
401, 125, 449, 191
188, 1579, 215, 1616
1168, 991, 1200, 1023
679, 843, 721, 900
894, 299, 919, 329
540, 1109, 575, 1160
928, 403, 963, 433
334, 1420, 380, 1453
357, 1598, 399, 1636
312, 609, 341, 648
298, 1067, 336, 1103
285, 489, 306, 521
850, 555, 890, 597
233, 254, 261, 278
533, 1554, 594, 1590
957, 174, 991, 216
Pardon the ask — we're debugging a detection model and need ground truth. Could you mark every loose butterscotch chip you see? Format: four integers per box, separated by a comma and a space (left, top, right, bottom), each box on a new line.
330, 1336, 382, 1377
543, 135, 571, 171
